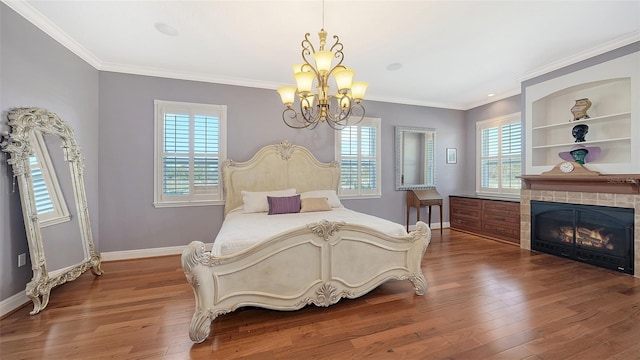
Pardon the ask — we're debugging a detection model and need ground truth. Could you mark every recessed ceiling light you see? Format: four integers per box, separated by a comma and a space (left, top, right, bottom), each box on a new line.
487, 93, 495, 97
386, 63, 403, 71
154, 22, 179, 37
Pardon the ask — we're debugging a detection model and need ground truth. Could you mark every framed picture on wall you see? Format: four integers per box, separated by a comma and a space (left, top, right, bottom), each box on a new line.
446, 148, 457, 164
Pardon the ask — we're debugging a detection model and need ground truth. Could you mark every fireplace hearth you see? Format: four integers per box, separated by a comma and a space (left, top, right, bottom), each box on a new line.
531, 200, 634, 275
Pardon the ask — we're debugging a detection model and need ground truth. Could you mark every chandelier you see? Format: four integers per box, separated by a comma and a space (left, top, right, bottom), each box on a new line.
277, 3, 368, 130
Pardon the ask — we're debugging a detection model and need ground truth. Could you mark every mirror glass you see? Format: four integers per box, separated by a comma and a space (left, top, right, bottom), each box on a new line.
2, 108, 102, 314
38, 134, 86, 274
395, 126, 436, 190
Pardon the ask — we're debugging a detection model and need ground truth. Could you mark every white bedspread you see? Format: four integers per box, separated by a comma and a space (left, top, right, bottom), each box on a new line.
212, 208, 408, 256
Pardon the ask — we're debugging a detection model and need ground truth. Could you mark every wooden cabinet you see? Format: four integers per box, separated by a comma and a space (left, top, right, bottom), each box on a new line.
450, 196, 520, 245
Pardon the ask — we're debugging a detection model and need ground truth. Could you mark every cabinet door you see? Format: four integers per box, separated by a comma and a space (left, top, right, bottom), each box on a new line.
482, 200, 520, 243
450, 197, 482, 231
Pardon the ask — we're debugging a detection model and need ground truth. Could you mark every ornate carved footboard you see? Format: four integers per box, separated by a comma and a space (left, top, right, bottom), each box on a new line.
182, 220, 430, 343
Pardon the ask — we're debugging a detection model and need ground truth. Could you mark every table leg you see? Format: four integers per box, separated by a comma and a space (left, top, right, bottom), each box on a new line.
406, 205, 410, 232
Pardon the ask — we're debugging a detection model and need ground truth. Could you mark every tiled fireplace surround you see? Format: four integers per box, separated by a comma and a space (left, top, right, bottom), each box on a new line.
520, 189, 640, 278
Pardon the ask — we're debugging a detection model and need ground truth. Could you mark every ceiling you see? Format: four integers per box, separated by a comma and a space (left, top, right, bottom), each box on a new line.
5, 0, 640, 110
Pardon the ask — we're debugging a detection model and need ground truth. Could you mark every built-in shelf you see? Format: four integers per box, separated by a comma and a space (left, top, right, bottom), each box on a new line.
524, 52, 639, 174
531, 137, 631, 149
531, 112, 631, 130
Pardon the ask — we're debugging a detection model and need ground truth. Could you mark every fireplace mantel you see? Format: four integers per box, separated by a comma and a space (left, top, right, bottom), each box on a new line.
519, 174, 640, 194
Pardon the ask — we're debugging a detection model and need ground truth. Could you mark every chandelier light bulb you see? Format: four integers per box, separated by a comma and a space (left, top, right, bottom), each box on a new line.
302, 95, 315, 109
334, 67, 355, 93
294, 71, 315, 94
277, 86, 297, 107
313, 50, 334, 73
351, 81, 369, 101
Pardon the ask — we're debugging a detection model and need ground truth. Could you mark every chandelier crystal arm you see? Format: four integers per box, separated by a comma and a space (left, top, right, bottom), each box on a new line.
329, 35, 343, 55
301, 33, 318, 77
283, 107, 319, 129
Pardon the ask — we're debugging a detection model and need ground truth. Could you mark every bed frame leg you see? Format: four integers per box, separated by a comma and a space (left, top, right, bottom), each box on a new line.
409, 273, 428, 296
189, 308, 212, 344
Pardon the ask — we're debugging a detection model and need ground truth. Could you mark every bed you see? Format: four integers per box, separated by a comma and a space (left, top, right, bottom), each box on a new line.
181, 140, 431, 343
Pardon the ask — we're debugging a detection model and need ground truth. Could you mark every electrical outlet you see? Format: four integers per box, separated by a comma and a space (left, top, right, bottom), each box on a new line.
18, 253, 26, 267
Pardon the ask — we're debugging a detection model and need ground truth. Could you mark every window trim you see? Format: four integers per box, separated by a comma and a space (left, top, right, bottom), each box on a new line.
334, 116, 382, 199
476, 112, 522, 199
30, 131, 71, 227
153, 100, 227, 208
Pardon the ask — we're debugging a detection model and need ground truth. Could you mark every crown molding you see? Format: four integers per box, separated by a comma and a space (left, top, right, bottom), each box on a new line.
101, 61, 471, 110
2, 0, 103, 69
463, 87, 522, 111
364, 94, 467, 111
99, 61, 283, 91
520, 31, 640, 82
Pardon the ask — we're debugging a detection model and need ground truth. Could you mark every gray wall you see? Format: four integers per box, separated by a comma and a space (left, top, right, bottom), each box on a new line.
1, 4, 99, 301
98, 73, 466, 252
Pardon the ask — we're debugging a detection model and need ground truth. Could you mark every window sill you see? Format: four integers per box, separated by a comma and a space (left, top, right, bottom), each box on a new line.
153, 200, 225, 208
338, 194, 382, 200
475, 191, 521, 201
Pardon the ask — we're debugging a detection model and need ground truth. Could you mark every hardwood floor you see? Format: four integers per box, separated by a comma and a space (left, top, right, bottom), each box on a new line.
1, 229, 639, 359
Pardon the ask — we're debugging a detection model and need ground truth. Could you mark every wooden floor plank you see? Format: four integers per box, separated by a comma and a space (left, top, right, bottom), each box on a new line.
1, 229, 639, 359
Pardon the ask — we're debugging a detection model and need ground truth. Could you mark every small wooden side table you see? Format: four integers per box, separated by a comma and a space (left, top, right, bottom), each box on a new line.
406, 189, 443, 234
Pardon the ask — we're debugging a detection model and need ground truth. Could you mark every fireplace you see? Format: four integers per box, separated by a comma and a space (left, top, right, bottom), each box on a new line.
531, 200, 634, 275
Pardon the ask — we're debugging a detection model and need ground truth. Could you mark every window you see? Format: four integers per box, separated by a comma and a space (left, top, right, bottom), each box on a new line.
335, 117, 381, 198
476, 113, 522, 197
30, 131, 70, 227
154, 100, 227, 207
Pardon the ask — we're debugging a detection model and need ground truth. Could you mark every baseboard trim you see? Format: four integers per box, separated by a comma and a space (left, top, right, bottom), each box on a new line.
100, 245, 188, 261
0, 292, 29, 318
408, 221, 450, 232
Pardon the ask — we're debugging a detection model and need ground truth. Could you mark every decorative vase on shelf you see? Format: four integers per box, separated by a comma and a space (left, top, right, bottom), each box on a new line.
570, 98, 592, 121
572, 124, 588, 142
559, 144, 601, 165
570, 148, 589, 164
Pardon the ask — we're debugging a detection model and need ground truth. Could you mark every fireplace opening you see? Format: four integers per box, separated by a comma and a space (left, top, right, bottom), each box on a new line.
531, 201, 634, 275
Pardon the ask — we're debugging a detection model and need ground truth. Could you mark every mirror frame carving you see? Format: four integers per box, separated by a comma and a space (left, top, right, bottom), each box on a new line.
395, 126, 437, 190
2, 107, 102, 315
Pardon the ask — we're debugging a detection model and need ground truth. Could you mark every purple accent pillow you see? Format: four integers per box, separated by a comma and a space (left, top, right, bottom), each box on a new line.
267, 195, 301, 215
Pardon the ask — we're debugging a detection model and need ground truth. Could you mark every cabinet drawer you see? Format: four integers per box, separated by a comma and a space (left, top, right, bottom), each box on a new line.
482, 221, 520, 240
450, 197, 481, 210
482, 200, 519, 215
482, 212, 519, 224
452, 207, 481, 219
451, 217, 481, 231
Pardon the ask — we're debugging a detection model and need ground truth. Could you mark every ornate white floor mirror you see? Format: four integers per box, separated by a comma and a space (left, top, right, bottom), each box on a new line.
1, 107, 102, 314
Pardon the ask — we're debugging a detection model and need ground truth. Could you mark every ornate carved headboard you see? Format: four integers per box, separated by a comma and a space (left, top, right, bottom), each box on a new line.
222, 140, 340, 215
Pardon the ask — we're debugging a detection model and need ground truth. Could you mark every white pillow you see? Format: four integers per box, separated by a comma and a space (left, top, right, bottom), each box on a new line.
242, 188, 296, 213
300, 190, 343, 208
